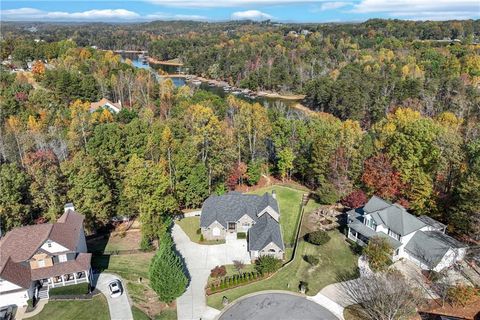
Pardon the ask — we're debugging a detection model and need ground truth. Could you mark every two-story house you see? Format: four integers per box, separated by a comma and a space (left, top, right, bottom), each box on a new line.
200, 191, 285, 260
347, 196, 467, 272
0, 204, 92, 309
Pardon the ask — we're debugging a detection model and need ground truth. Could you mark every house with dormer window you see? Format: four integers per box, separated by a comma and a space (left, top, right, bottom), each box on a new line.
0, 204, 92, 309
347, 196, 467, 272
200, 191, 284, 260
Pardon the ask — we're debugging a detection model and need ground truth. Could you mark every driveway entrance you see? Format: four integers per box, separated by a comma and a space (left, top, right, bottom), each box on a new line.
172, 224, 250, 320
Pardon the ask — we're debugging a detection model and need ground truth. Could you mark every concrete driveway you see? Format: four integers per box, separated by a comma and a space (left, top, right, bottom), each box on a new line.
172, 223, 251, 320
94, 273, 133, 320
219, 292, 338, 320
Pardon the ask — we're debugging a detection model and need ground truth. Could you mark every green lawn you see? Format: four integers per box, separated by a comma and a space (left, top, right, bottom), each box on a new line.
207, 230, 359, 310
207, 264, 256, 285
29, 295, 109, 320
87, 230, 143, 253
176, 216, 225, 245
249, 186, 306, 246
92, 253, 153, 282
49, 283, 89, 296
132, 306, 151, 320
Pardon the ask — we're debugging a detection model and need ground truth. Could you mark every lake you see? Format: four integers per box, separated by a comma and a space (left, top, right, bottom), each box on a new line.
122, 53, 300, 110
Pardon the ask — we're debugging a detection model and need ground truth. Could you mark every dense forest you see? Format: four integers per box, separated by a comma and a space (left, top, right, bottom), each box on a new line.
0, 20, 479, 246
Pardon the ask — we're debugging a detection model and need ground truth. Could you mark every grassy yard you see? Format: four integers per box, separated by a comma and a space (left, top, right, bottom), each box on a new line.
207, 264, 256, 286
207, 230, 359, 310
28, 295, 109, 320
176, 216, 226, 245
249, 186, 306, 246
49, 283, 89, 296
88, 231, 175, 318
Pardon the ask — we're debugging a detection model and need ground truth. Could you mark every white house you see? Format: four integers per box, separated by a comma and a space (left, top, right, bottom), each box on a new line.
347, 196, 466, 272
0, 204, 92, 309
90, 98, 122, 114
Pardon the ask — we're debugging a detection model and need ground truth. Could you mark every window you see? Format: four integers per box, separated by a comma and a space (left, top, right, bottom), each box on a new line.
388, 229, 400, 241
38, 259, 45, 267
212, 227, 220, 236
268, 249, 276, 253
59, 254, 67, 263
394, 249, 399, 256
47, 241, 52, 248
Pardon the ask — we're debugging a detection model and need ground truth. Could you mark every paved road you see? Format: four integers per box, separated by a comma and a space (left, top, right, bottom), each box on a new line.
94, 273, 133, 320
172, 223, 251, 320
219, 292, 338, 320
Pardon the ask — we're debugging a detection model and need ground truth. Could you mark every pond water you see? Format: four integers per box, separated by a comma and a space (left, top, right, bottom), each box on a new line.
122, 53, 299, 110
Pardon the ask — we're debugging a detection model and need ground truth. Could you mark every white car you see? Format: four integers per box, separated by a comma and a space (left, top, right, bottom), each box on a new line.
108, 280, 123, 298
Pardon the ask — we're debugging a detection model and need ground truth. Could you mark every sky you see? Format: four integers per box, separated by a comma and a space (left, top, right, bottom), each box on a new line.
0, 0, 479, 23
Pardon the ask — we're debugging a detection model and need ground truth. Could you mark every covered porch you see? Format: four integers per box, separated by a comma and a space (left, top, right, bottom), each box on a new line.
44, 269, 90, 289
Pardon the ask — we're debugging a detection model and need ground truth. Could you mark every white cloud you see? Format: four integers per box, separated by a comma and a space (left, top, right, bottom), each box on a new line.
147, 0, 324, 8
352, 0, 480, 20
231, 10, 272, 20
317, 1, 351, 11
1, 8, 140, 21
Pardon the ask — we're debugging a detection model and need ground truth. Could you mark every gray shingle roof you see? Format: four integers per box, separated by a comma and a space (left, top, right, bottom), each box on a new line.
200, 191, 283, 252
248, 214, 284, 251
362, 197, 426, 236
405, 231, 465, 267
417, 215, 446, 231
200, 192, 278, 229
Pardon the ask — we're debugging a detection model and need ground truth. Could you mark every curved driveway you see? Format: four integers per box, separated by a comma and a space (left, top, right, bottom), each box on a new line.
94, 273, 133, 320
218, 292, 338, 320
172, 223, 251, 320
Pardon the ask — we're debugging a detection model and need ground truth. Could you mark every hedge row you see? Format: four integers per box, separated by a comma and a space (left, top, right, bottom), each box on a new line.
207, 271, 265, 295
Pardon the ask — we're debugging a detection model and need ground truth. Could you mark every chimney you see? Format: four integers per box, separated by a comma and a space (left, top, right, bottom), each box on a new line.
271, 190, 276, 199
64, 203, 75, 213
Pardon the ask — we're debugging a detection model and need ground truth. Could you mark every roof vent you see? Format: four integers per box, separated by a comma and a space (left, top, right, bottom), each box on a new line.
64, 203, 75, 213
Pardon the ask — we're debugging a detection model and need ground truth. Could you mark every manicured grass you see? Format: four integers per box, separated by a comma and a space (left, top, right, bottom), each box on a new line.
28, 295, 109, 320
49, 283, 89, 296
207, 230, 359, 310
207, 264, 256, 285
176, 216, 225, 245
249, 186, 306, 246
132, 306, 151, 320
92, 253, 153, 282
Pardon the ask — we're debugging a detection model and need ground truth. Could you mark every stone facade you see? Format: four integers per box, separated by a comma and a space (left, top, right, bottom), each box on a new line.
201, 221, 226, 241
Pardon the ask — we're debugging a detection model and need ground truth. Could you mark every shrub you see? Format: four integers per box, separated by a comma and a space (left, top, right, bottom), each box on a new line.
303, 254, 319, 265
255, 255, 282, 274
210, 265, 227, 278
315, 181, 340, 204
305, 230, 331, 245
200, 234, 204, 242
364, 236, 393, 272
149, 233, 188, 303
237, 232, 247, 239
196, 228, 201, 235
233, 260, 245, 273
140, 235, 153, 252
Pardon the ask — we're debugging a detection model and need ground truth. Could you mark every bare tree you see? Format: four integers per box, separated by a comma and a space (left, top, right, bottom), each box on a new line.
233, 260, 245, 274
339, 271, 425, 320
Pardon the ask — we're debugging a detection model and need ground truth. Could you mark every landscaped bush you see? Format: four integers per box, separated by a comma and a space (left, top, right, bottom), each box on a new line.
196, 228, 201, 235
49, 283, 89, 296
305, 230, 331, 245
237, 232, 246, 239
210, 265, 227, 278
255, 255, 282, 274
303, 254, 319, 265
208, 271, 264, 294
363, 236, 393, 272
447, 284, 479, 307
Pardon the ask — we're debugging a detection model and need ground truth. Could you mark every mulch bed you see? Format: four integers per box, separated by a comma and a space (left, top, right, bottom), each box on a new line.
49, 289, 102, 301
418, 296, 480, 320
